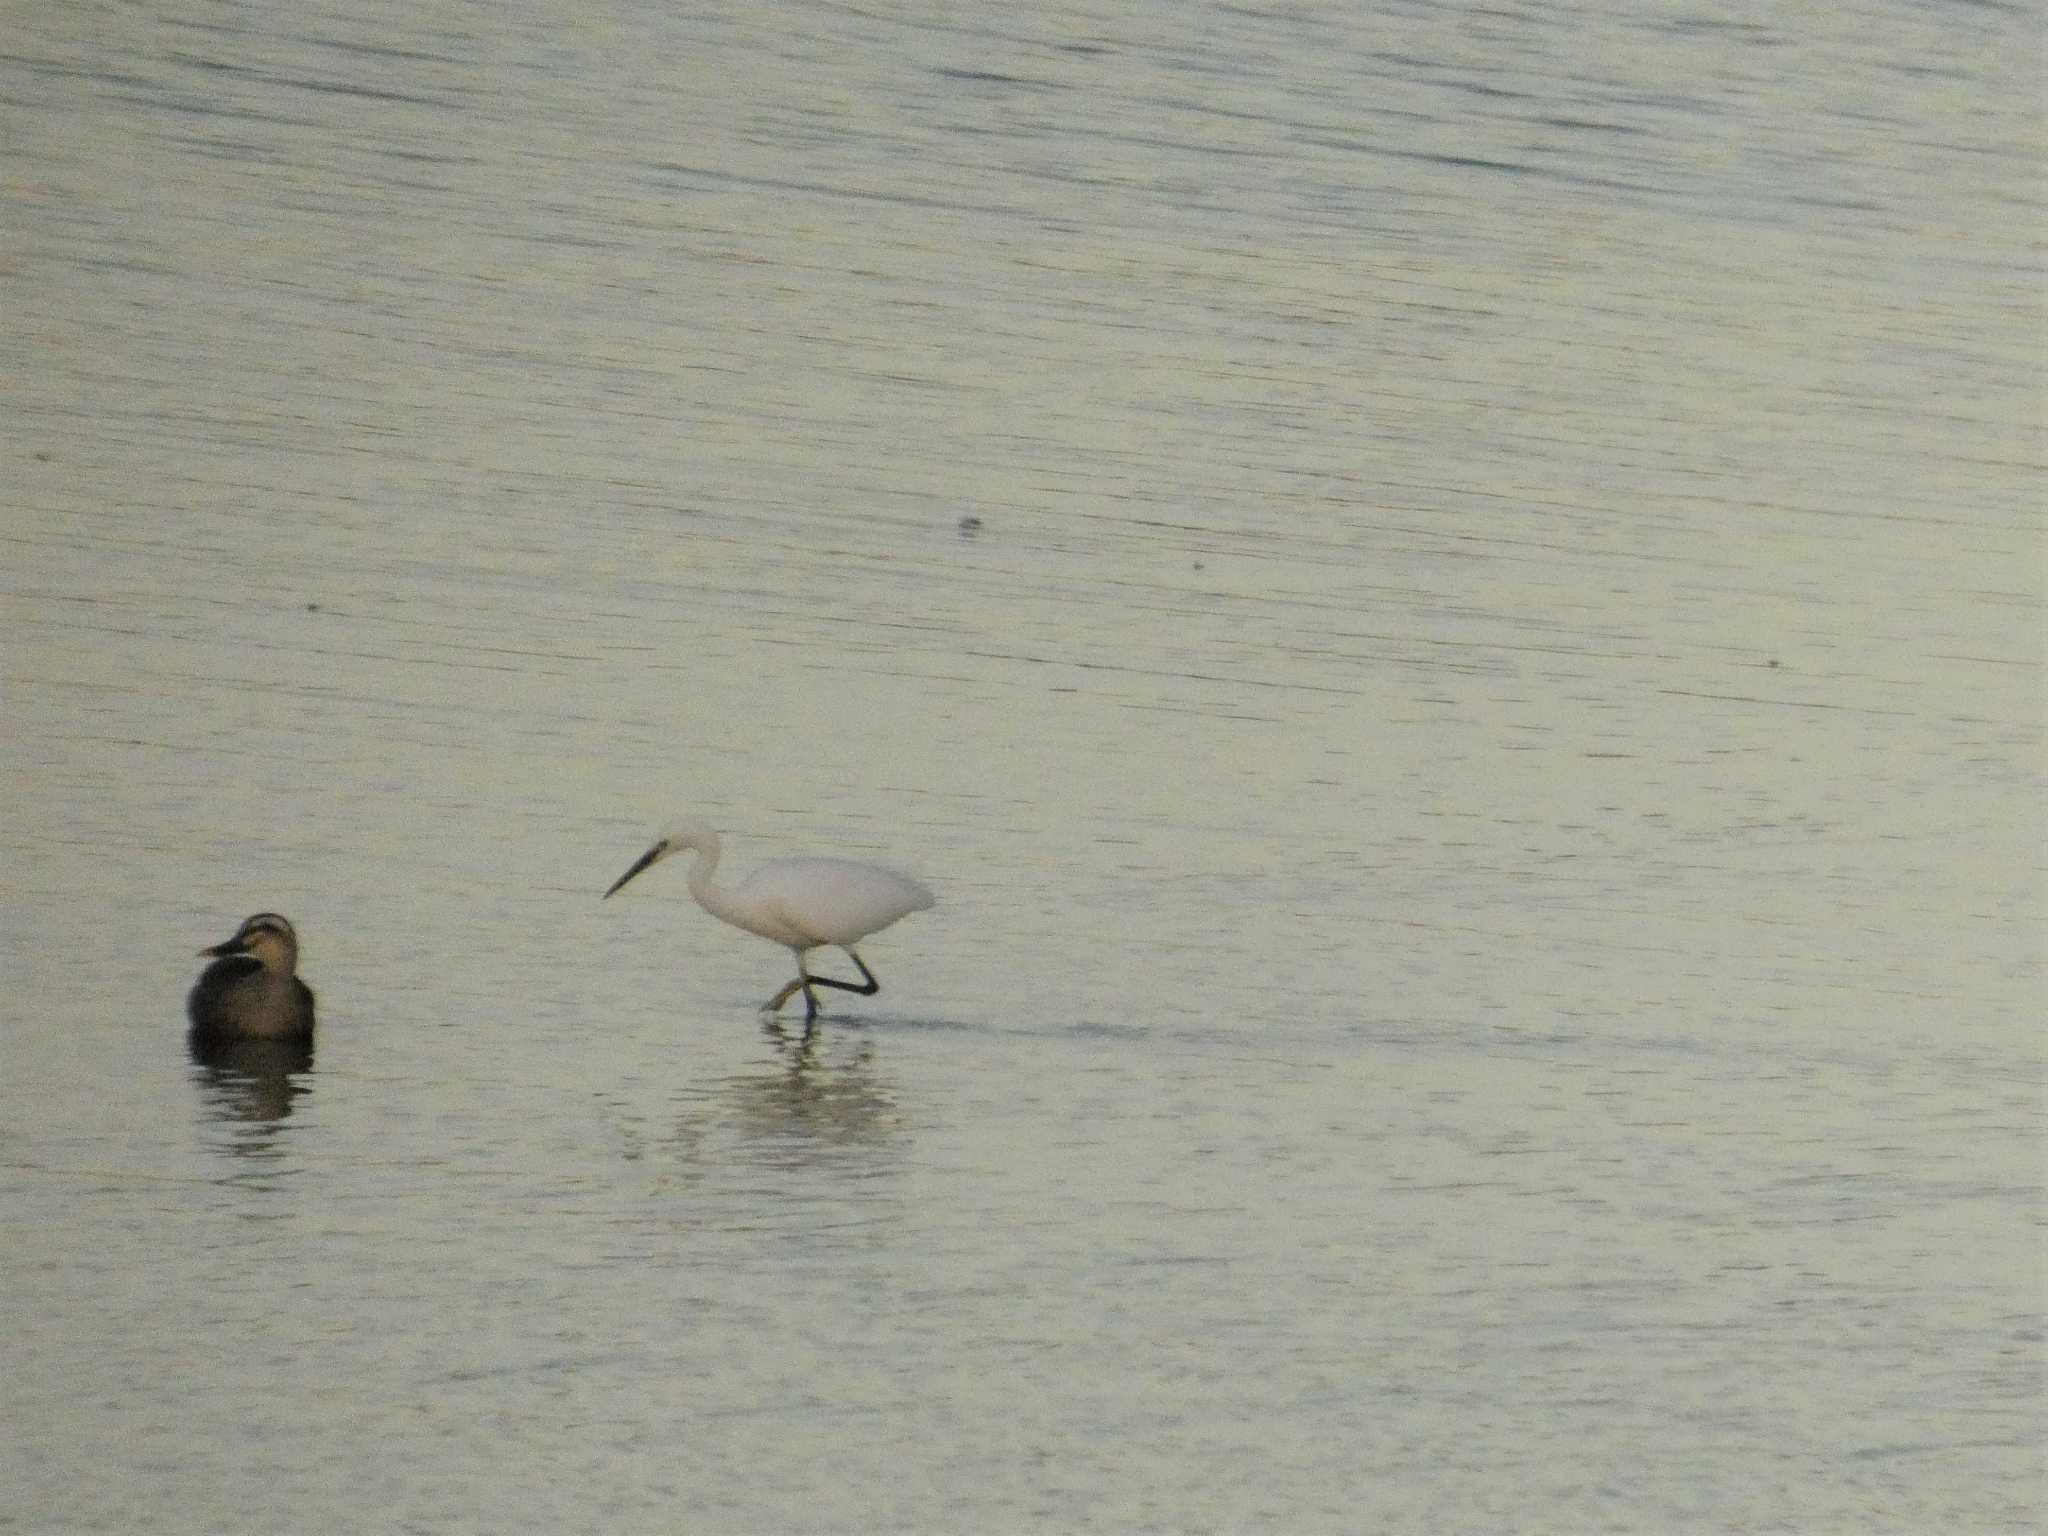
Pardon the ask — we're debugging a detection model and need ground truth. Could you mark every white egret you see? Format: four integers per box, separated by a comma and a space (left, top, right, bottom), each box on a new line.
187, 913, 316, 1043
603, 820, 935, 1025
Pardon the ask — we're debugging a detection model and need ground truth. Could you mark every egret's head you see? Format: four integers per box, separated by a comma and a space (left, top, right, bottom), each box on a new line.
201, 913, 299, 970
603, 820, 719, 898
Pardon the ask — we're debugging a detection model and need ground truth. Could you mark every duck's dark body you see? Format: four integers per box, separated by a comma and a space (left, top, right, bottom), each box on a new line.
185, 913, 316, 1047
187, 958, 316, 1043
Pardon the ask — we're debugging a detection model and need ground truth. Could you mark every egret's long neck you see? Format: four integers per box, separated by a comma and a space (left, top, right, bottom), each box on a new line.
682, 841, 746, 930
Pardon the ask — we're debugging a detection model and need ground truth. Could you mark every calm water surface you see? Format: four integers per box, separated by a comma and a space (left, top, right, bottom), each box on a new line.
4, 0, 2041, 1530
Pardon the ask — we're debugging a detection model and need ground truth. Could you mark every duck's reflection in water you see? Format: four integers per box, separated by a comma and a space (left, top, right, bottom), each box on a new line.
188, 1034, 314, 1129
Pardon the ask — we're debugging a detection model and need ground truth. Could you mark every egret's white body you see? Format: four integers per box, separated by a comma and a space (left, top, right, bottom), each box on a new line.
604, 821, 934, 1024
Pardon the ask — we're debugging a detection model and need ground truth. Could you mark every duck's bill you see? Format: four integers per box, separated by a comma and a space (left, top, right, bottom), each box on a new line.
603, 842, 665, 899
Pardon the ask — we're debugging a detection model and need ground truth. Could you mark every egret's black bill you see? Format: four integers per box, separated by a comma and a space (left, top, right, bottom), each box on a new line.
604, 842, 665, 899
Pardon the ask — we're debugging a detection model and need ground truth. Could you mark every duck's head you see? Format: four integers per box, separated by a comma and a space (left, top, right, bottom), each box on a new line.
201, 913, 300, 972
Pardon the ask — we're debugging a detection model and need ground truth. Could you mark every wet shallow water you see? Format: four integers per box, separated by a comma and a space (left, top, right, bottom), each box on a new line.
4, 0, 2041, 1529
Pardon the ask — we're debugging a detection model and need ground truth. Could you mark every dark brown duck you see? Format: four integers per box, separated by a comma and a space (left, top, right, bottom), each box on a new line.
187, 913, 316, 1046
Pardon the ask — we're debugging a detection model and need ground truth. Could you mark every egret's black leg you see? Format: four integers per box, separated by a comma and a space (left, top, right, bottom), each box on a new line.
763, 950, 877, 1023
802, 949, 880, 998
764, 961, 826, 1021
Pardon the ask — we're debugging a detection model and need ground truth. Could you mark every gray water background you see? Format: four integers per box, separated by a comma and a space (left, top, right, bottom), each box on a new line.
3, 0, 2042, 1530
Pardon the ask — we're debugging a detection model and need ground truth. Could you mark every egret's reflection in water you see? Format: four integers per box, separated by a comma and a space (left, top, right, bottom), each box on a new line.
657, 1023, 905, 1178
